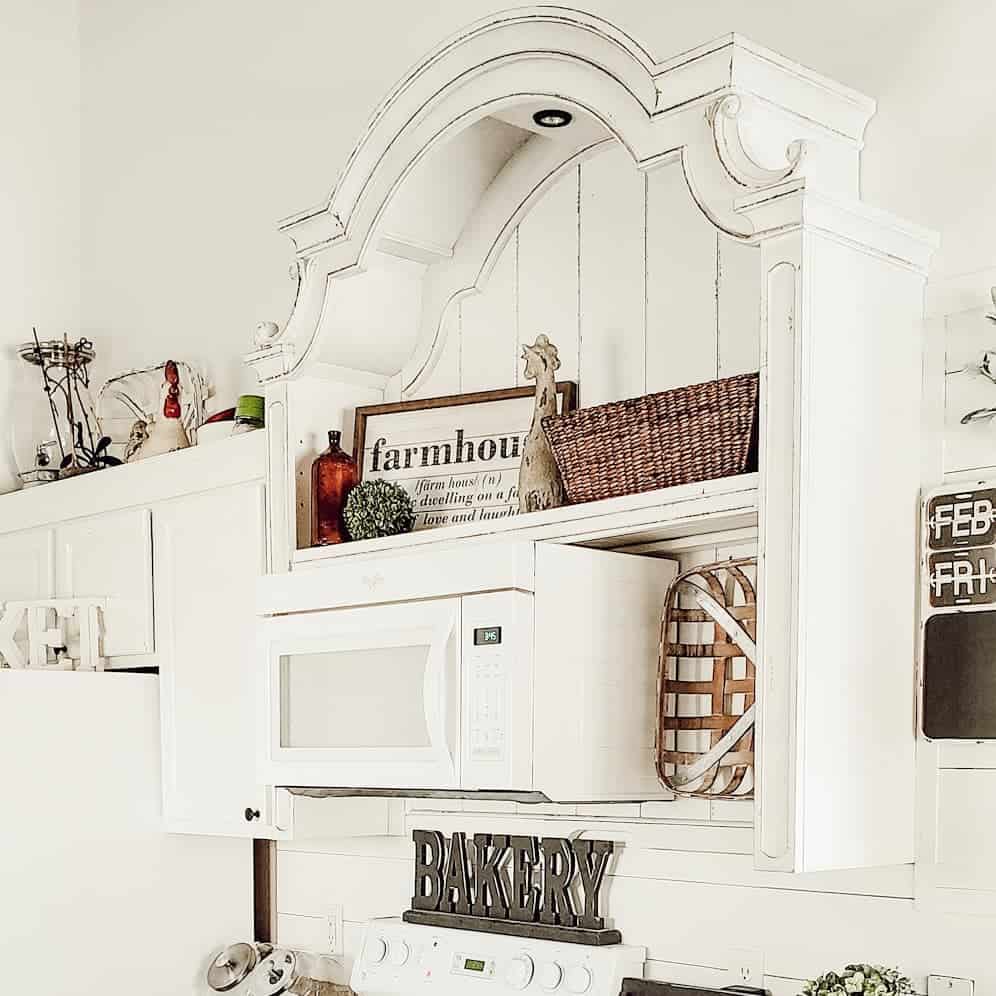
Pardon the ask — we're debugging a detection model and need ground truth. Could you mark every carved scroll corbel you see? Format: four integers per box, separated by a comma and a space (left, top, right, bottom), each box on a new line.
708, 94, 809, 189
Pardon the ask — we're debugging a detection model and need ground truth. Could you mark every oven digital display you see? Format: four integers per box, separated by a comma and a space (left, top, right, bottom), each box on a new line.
464, 959, 486, 973
473, 626, 502, 646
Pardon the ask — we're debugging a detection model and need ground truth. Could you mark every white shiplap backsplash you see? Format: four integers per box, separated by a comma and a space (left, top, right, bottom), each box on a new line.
276, 150, 996, 993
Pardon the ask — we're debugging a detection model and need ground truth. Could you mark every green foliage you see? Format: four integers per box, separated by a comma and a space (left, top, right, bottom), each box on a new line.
344, 479, 416, 541
802, 965, 915, 996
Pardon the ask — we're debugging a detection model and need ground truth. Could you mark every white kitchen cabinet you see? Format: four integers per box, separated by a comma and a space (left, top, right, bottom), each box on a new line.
0, 528, 54, 602
55, 507, 154, 661
155, 480, 283, 837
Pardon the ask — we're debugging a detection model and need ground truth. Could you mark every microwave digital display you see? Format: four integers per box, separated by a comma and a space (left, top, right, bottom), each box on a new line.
473, 626, 502, 646
464, 959, 486, 973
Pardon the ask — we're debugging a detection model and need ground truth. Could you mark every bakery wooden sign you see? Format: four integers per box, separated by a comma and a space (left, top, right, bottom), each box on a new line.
402, 830, 620, 945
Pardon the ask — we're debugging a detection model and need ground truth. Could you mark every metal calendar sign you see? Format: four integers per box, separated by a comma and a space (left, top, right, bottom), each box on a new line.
921, 481, 996, 739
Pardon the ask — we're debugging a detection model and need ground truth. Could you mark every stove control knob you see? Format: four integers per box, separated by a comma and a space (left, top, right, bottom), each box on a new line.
365, 937, 388, 964
566, 967, 592, 994
540, 962, 563, 991
389, 940, 410, 967
506, 954, 535, 990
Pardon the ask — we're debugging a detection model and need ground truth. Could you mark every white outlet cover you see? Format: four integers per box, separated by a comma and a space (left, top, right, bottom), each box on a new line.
928, 976, 974, 996
726, 948, 764, 987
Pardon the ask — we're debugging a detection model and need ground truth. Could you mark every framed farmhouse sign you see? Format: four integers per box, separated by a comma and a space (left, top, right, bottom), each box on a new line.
352, 384, 576, 531
921, 482, 996, 739
403, 829, 620, 945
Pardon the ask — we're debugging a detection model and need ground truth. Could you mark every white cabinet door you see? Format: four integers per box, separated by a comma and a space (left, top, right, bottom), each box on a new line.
55, 508, 154, 660
155, 481, 278, 837
0, 529, 55, 602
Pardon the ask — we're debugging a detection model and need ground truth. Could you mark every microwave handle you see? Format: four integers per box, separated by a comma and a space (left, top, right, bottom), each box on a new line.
422, 619, 456, 772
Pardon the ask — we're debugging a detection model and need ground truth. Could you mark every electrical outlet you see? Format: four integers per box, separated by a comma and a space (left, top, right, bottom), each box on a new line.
327, 905, 344, 956
726, 948, 764, 987
927, 976, 974, 996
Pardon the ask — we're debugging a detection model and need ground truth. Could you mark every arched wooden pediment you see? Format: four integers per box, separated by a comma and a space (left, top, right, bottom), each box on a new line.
246, 10, 876, 385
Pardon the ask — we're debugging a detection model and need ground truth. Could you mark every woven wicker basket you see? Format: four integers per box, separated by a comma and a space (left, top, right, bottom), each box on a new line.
656, 558, 757, 798
541, 372, 758, 505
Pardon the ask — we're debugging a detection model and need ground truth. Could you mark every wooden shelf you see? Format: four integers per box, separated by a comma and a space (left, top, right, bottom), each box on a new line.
293, 472, 759, 567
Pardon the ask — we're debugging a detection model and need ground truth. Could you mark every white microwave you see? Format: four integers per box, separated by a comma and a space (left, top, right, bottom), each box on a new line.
258, 541, 676, 802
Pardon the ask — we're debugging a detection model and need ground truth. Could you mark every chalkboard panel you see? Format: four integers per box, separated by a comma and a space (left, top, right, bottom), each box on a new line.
923, 611, 996, 738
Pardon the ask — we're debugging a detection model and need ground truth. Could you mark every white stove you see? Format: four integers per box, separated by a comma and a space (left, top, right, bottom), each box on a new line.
350, 920, 645, 996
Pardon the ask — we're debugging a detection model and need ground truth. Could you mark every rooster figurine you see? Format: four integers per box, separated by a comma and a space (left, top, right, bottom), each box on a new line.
133, 360, 190, 461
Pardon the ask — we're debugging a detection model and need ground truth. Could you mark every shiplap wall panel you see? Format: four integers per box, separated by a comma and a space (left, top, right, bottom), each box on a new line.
942, 306, 996, 473
934, 769, 996, 890
415, 304, 461, 399
275, 830, 996, 991
579, 146, 647, 406
717, 236, 762, 377
645, 164, 718, 393
517, 167, 581, 386
459, 231, 517, 393
412, 149, 758, 409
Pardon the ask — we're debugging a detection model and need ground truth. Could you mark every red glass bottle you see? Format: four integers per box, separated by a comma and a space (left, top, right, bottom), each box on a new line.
311, 430, 358, 545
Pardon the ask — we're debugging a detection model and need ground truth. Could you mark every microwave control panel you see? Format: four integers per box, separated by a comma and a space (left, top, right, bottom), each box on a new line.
461, 590, 533, 790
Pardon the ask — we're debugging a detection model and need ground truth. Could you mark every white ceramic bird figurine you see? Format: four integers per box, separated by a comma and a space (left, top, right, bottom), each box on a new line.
135, 360, 190, 461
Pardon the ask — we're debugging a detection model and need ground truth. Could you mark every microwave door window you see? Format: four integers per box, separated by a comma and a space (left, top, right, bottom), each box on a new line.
279, 645, 432, 748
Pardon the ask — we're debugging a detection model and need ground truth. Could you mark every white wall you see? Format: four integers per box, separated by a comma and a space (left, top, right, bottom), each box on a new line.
76, 0, 996, 406
0, 0, 81, 490
9, 0, 996, 989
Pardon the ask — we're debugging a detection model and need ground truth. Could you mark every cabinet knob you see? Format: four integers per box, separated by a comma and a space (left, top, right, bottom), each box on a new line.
244, 807, 261, 822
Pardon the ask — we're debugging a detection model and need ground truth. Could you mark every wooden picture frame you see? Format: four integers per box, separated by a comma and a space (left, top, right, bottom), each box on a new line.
352, 383, 577, 531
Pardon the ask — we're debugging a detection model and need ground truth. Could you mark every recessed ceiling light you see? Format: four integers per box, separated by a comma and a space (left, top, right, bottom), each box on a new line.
532, 108, 573, 129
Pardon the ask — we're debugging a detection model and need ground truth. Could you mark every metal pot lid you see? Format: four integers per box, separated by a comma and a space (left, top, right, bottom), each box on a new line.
248, 949, 299, 996
207, 942, 259, 992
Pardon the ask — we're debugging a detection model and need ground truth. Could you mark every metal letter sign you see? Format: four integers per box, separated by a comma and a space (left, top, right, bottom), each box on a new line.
926, 488, 996, 607
922, 482, 996, 739
927, 489, 996, 549
927, 549, 996, 607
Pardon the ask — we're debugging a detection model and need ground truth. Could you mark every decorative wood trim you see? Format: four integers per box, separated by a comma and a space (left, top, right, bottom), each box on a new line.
0, 432, 265, 537
253, 839, 277, 945
402, 910, 621, 946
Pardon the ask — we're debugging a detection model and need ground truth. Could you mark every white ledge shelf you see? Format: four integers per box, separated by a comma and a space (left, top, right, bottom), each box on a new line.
293, 472, 759, 567
0, 432, 266, 534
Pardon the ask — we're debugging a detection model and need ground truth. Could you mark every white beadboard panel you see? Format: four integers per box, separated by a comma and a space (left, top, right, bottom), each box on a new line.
578, 146, 647, 406
646, 162, 718, 393
602, 874, 992, 989
278, 848, 413, 920
709, 799, 754, 823
934, 769, 996, 890
459, 231, 517, 393
277, 912, 331, 953
942, 307, 996, 474
401, 809, 754, 855
411, 302, 462, 399
280, 845, 995, 990
644, 960, 727, 985
517, 167, 581, 387
717, 235, 761, 377
278, 834, 412, 858
612, 848, 913, 898
937, 740, 996, 768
